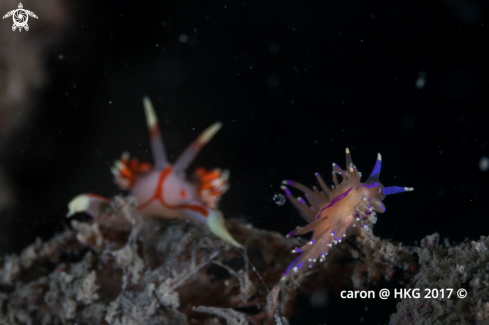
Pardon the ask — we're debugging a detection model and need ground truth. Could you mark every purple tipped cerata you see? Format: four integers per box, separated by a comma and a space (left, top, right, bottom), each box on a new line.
296, 262, 304, 270
281, 148, 413, 279
361, 182, 379, 188
369, 156, 382, 179
383, 186, 407, 195
283, 256, 301, 277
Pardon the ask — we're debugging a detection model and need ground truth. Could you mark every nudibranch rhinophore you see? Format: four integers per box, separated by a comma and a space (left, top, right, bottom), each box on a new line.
281, 148, 413, 279
67, 97, 242, 248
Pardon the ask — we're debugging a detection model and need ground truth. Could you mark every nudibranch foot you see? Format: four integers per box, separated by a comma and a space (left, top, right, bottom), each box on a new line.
281, 148, 413, 278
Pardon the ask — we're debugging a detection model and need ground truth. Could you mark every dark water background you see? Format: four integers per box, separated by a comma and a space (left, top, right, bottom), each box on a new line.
2, 0, 489, 323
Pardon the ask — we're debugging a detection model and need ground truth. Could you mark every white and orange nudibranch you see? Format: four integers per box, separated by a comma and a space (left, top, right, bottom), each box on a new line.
67, 97, 242, 248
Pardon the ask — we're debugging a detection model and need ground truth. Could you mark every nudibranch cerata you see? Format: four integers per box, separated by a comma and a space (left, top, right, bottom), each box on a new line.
67, 97, 242, 248
281, 148, 413, 278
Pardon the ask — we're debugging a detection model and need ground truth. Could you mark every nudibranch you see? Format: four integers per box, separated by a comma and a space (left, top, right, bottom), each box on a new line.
281, 148, 413, 278
67, 97, 242, 248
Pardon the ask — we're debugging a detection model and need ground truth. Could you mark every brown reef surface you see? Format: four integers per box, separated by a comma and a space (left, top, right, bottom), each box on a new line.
0, 196, 418, 324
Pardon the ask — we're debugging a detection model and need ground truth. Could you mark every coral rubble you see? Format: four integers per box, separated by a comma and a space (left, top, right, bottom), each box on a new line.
391, 233, 489, 325
1, 196, 416, 324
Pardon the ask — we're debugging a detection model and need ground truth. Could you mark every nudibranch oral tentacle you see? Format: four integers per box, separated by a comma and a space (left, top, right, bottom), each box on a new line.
281, 148, 413, 279
67, 97, 242, 248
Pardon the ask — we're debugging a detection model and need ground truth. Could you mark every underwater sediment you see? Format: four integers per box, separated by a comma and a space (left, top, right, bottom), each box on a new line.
0, 195, 425, 324
391, 233, 489, 325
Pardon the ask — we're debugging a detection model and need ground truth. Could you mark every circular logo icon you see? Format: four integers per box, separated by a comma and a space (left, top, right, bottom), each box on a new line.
457, 288, 467, 299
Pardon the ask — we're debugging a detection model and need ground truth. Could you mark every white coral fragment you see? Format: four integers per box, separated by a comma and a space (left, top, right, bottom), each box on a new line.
76, 271, 100, 304
193, 306, 247, 325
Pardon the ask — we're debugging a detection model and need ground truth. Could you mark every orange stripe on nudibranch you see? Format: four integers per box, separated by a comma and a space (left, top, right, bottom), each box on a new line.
129, 159, 138, 170
119, 165, 133, 179
180, 189, 187, 199
183, 205, 209, 217
201, 170, 220, 181
149, 125, 160, 139
86, 193, 111, 202
138, 166, 210, 218
193, 167, 229, 209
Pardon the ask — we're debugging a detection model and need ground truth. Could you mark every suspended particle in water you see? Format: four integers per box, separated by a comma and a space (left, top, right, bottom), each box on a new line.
269, 43, 279, 54
479, 156, 489, 171
179, 34, 188, 43
273, 193, 286, 206
415, 71, 427, 89
267, 75, 279, 88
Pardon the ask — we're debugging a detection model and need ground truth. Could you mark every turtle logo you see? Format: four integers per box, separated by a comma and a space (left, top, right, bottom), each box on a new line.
2, 3, 38, 32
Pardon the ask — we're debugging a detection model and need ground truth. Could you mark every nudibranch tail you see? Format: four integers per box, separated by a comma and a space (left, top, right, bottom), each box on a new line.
281, 148, 413, 279
207, 209, 243, 248
173, 122, 222, 175
143, 97, 168, 169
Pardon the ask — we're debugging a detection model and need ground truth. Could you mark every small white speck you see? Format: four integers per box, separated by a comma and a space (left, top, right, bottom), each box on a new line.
416, 71, 427, 89
109, 101, 112, 104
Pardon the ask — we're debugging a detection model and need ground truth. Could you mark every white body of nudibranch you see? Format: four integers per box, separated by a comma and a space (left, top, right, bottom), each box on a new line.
68, 97, 241, 248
